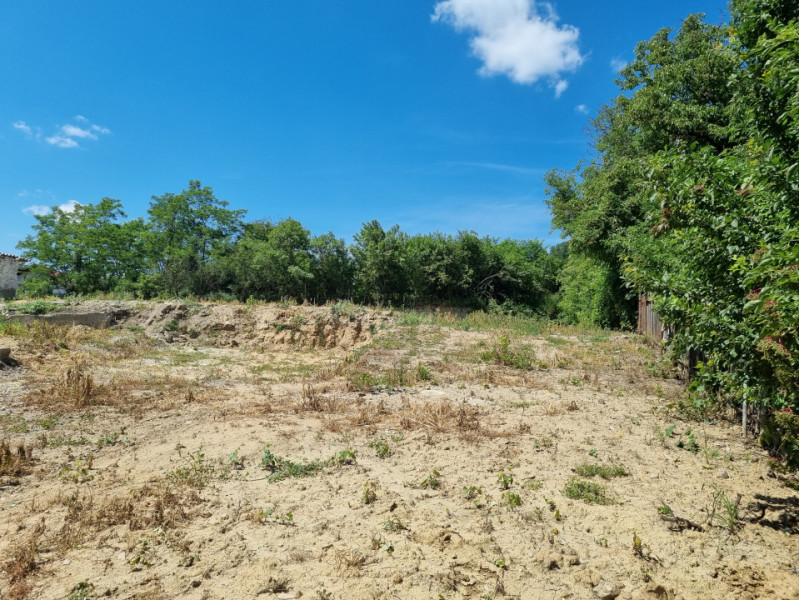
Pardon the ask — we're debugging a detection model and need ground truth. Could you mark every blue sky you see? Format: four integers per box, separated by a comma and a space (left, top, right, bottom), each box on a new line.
1, 0, 729, 252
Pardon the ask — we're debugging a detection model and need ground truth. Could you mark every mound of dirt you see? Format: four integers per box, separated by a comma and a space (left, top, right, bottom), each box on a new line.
109, 300, 393, 351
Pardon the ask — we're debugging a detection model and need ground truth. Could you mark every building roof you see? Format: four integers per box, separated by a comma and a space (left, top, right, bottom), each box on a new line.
0, 252, 27, 262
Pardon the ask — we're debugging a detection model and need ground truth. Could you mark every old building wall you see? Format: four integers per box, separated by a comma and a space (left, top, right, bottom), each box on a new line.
0, 255, 20, 298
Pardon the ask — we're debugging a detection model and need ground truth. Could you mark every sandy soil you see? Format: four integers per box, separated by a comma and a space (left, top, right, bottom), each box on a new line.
0, 300, 798, 600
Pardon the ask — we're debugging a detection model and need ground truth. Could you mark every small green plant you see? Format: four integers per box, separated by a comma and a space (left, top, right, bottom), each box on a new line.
58, 457, 94, 483
333, 448, 357, 465
362, 481, 378, 505
369, 437, 391, 458
632, 530, 653, 560
165, 319, 180, 332
255, 508, 295, 525
462, 485, 482, 500
68, 580, 94, 600
563, 477, 615, 505
523, 479, 542, 491
709, 487, 742, 533
381, 517, 407, 532
129, 538, 154, 569
168, 445, 215, 487
677, 428, 699, 453
588, 448, 598, 458
573, 463, 629, 479
260, 445, 324, 482
659, 424, 677, 445
501, 491, 521, 510
497, 469, 514, 490
38, 415, 59, 430
416, 364, 432, 381
419, 469, 441, 489
96, 427, 134, 449
493, 557, 507, 569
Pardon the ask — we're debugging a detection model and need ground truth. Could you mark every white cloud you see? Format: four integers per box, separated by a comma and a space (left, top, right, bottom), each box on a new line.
58, 200, 80, 213
22, 205, 51, 216
575, 103, 588, 114
610, 58, 628, 73
13, 121, 33, 135
61, 124, 98, 139
14, 116, 110, 149
46, 135, 80, 148
432, 0, 584, 94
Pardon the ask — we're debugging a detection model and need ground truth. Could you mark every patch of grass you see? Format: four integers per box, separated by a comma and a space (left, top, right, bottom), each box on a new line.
260, 445, 356, 483
482, 336, 536, 370
37, 415, 59, 430
563, 477, 616, 505
416, 363, 432, 381
419, 469, 442, 489
369, 437, 391, 458
168, 446, 215, 488
16, 300, 60, 315
2, 416, 29, 433
573, 463, 629, 479
96, 427, 135, 449
39, 433, 90, 447
58, 458, 94, 483
68, 580, 94, 600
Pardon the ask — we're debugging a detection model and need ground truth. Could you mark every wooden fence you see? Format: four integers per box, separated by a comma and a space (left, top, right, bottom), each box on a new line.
637, 294, 666, 340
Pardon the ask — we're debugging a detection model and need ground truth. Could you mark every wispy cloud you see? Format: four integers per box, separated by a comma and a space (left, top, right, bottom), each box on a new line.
610, 57, 628, 73
432, 0, 584, 95
446, 161, 545, 176
22, 205, 51, 216
13, 116, 110, 149
575, 104, 588, 114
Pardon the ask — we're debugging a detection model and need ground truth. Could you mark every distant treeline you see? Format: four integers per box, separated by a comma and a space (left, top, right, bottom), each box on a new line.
16, 181, 567, 315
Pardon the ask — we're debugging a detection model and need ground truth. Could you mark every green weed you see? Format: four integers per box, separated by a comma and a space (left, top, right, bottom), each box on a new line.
563, 477, 615, 505
573, 463, 629, 479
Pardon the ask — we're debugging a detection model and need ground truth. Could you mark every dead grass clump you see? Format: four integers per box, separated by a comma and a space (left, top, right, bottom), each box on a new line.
3, 536, 39, 597
397, 399, 480, 433
56, 484, 196, 540
297, 383, 338, 412
24, 360, 122, 410
335, 548, 371, 571
0, 440, 34, 476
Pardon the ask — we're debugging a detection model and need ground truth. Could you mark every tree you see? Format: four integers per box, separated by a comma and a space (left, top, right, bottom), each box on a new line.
351, 221, 411, 306
147, 180, 245, 296
545, 14, 737, 328
17, 199, 146, 295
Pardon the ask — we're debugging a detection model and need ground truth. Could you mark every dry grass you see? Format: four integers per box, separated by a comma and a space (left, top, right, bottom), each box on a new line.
334, 548, 372, 571
397, 398, 480, 433
0, 440, 34, 477
3, 528, 42, 600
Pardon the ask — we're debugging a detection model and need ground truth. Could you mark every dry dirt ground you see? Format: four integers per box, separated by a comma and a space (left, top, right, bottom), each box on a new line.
0, 300, 798, 600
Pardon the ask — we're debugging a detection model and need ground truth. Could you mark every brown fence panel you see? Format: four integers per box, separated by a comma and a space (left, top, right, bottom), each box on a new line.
637, 294, 664, 341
